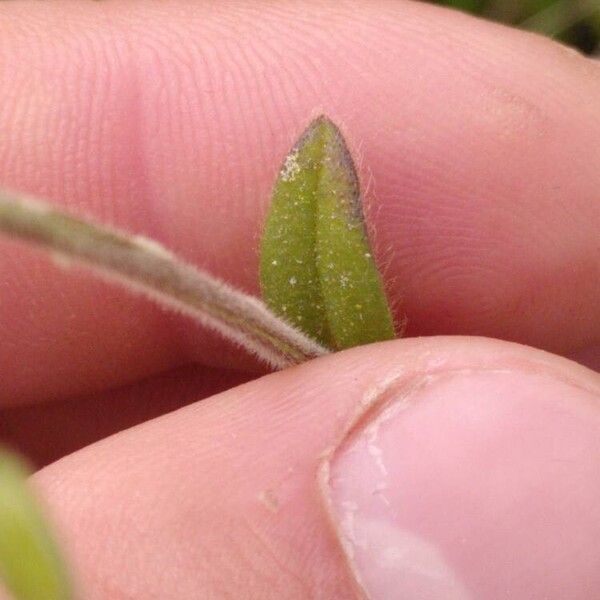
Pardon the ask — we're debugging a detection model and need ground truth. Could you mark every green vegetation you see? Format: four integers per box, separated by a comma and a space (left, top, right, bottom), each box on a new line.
0, 450, 73, 600
431, 0, 600, 53
260, 117, 396, 350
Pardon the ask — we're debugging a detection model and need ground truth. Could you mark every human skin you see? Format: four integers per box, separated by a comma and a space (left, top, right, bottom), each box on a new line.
0, 1, 599, 598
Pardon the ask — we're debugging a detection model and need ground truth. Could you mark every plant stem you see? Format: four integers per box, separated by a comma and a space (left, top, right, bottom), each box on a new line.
0, 190, 329, 369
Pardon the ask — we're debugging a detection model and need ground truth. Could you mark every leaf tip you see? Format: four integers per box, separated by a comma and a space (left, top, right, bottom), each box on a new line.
304, 114, 343, 142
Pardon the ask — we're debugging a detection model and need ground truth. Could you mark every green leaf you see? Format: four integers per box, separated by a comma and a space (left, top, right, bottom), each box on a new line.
0, 449, 73, 600
437, 0, 484, 13
259, 116, 396, 350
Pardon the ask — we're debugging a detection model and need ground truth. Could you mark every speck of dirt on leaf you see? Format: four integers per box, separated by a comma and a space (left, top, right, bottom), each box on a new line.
280, 149, 301, 182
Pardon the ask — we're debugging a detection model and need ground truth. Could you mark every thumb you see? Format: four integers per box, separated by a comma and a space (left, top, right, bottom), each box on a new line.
24, 337, 600, 600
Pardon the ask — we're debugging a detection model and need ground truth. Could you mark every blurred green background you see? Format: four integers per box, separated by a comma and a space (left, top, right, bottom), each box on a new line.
429, 0, 600, 54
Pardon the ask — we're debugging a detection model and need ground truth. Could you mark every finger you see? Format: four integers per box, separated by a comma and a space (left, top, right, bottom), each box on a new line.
0, 364, 251, 468
1, 1, 600, 404
19, 337, 600, 600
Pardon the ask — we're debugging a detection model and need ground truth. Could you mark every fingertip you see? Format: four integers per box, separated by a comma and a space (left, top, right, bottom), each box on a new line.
327, 363, 600, 599
1, 1, 599, 404
30, 337, 600, 599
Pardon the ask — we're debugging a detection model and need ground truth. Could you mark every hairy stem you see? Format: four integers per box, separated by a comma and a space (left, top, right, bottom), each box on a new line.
0, 190, 329, 368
